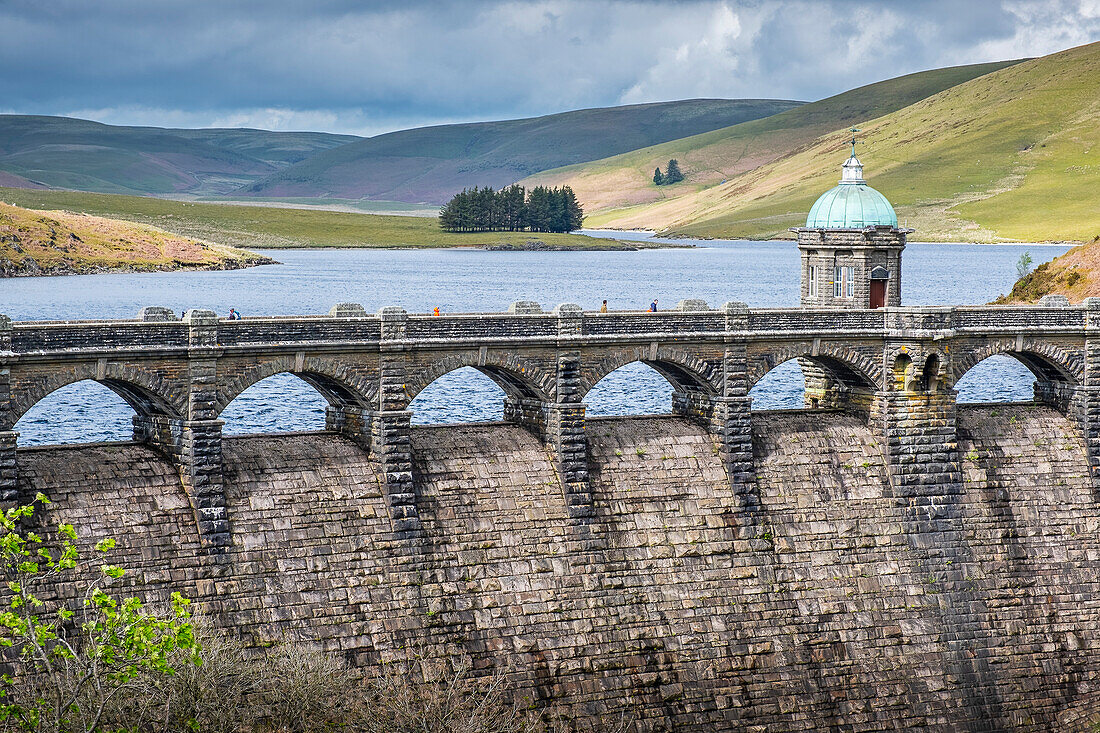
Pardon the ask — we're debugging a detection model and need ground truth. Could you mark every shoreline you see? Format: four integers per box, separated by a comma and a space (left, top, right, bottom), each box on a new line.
582, 228, 1080, 247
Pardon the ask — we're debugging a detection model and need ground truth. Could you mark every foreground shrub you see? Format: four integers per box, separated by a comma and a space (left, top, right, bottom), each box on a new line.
0, 494, 199, 733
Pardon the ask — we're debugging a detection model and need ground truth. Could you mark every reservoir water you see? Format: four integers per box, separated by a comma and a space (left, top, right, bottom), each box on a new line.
1, 232, 1070, 445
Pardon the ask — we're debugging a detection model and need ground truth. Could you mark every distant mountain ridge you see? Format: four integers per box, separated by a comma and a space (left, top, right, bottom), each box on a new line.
237, 99, 803, 204
0, 115, 358, 197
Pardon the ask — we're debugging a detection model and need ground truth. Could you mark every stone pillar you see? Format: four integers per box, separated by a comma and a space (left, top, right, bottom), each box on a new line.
549, 305, 593, 522
1056, 301, 1100, 491
870, 390, 962, 527
137, 309, 230, 549
179, 419, 228, 545
326, 404, 372, 449
713, 304, 759, 513
0, 347, 15, 502
0, 430, 17, 504
546, 397, 591, 522
799, 358, 845, 409
371, 408, 419, 535
374, 307, 420, 536
502, 396, 546, 436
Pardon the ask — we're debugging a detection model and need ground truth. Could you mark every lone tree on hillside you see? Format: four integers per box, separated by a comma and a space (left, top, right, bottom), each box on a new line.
653, 159, 684, 186
664, 159, 684, 184
439, 185, 582, 233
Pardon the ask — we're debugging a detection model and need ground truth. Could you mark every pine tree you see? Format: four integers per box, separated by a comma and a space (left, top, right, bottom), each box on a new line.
501, 184, 526, 230
653, 167, 664, 185
562, 186, 584, 232
525, 186, 552, 232
664, 159, 684, 184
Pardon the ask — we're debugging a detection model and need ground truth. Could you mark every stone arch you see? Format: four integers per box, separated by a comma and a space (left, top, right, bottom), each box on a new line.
579, 346, 720, 401
8, 364, 185, 428
921, 352, 943, 392
948, 339, 1082, 389
892, 352, 915, 391
404, 353, 554, 404
214, 356, 376, 417
748, 343, 880, 393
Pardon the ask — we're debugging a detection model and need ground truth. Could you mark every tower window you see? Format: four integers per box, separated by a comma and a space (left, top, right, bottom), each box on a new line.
808, 266, 818, 297
833, 266, 854, 298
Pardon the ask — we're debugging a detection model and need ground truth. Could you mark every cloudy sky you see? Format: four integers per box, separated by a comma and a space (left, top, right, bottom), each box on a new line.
3, 0, 1099, 136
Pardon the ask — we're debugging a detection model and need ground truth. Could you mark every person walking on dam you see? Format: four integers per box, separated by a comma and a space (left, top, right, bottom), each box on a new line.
648, 299, 658, 312
600, 300, 608, 313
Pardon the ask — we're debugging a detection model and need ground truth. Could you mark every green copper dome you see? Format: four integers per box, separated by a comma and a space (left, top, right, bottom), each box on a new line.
805, 155, 898, 229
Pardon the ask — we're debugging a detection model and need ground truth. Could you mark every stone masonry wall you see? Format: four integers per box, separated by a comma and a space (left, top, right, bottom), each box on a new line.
12, 408, 1100, 731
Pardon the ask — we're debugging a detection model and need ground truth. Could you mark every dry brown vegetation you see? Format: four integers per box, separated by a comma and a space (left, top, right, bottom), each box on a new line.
24, 618, 633, 733
0, 201, 273, 277
996, 238, 1100, 304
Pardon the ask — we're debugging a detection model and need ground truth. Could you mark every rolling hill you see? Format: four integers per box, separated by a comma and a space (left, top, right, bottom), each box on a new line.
0, 115, 358, 197
0, 201, 273, 276
237, 99, 802, 204
520, 59, 1023, 224
544, 42, 1100, 244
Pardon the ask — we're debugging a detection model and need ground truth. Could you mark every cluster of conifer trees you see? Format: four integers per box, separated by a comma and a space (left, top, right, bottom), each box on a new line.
653, 159, 684, 185
438, 185, 584, 233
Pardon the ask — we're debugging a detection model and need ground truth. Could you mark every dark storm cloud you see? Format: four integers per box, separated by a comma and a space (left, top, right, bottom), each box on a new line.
2, 0, 1098, 134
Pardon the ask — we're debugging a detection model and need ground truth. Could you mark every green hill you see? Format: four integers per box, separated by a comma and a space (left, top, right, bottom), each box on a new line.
238, 99, 802, 204
519, 60, 1022, 227
626, 41, 1100, 243
0, 116, 358, 197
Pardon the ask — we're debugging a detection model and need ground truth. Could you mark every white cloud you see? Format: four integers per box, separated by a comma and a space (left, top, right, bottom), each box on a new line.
0, 0, 1097, 133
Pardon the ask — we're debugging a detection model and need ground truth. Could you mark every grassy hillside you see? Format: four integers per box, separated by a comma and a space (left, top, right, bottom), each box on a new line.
240, 99, 802, 204
522, 60, 1021, 220
0, 201, 272, 276
660, 42, 1100, 242
562, 42, 1100, 244
996, 241, 1100, 303
0, 188, 635, 251
0, 116, 357, 197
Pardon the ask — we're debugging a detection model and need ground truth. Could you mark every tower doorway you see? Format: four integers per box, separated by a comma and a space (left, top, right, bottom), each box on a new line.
870, 279, 887, 309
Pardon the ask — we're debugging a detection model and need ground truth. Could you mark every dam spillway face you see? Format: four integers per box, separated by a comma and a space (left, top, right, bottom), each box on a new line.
13, 406, 1100, 731
4, 302, 1100, 729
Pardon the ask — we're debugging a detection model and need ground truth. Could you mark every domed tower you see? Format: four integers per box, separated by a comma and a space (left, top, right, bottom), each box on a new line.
792, 133, 910, 308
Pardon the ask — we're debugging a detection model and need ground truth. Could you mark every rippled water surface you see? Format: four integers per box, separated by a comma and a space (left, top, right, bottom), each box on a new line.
2, 232, 1069, 445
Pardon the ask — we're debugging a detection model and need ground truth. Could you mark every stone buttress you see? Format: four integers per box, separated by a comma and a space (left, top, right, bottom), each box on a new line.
372, 306, 420, 536
0, 314, 15, 503
134, 309, 230, 549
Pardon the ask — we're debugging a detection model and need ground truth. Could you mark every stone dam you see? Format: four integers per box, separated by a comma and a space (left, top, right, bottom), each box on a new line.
3, 301, 1100, 731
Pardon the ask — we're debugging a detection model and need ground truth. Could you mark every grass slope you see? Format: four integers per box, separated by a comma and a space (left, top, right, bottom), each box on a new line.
0, 116, 357, 197
240, 99, 802, 204
576, 42, 1100, 243
0, 188, 631, 251
522, 60, 1021, 221
0, 201, 272, 276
